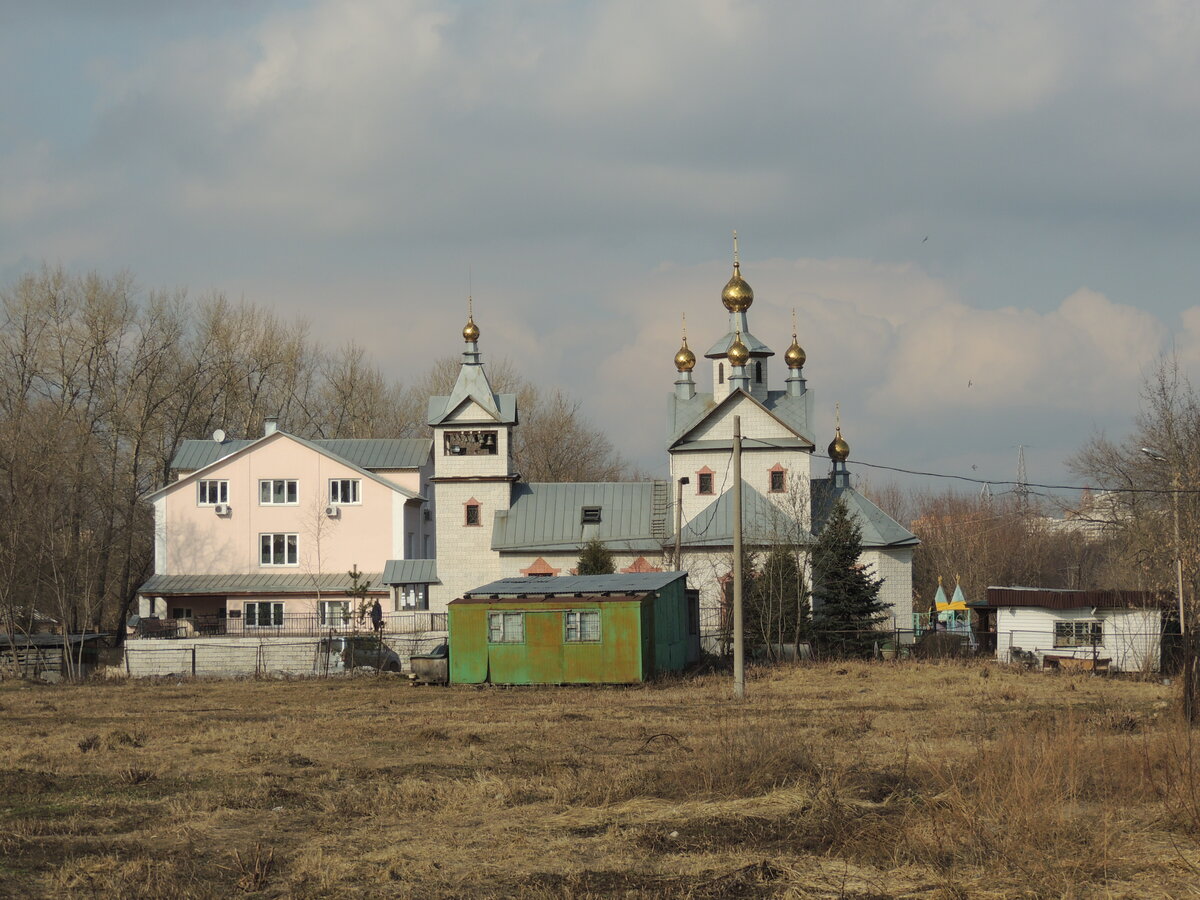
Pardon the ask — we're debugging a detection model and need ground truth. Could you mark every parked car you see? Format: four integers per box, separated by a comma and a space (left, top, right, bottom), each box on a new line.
318, 636, 402, 673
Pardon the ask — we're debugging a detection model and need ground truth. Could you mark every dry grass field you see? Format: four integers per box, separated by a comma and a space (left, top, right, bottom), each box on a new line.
1, 662, 1198, 899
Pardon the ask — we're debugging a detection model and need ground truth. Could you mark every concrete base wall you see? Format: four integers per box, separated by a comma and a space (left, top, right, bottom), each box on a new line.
123, 633, 447, 678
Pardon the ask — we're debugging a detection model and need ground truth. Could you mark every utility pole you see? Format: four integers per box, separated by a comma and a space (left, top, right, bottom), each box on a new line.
674, 476, 690, 570
732, 415, 745, 699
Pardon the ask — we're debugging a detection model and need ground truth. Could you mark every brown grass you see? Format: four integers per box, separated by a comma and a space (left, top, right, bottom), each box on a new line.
0, 661, 1197, 898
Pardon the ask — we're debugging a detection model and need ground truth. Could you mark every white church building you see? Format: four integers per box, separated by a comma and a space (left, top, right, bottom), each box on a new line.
137, 245, 916, 651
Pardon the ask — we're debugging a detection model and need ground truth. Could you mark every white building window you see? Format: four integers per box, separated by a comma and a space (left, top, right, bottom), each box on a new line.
488, 611, 524, 643
319, 600, 351, 627
329, 478, 361, 504
260, 533, 298, 566
1054, 620, 1103, 648
197, 480, 228, 505
245, 601, 284, 627
259, 479, 298, 505
564, 610, 601, 642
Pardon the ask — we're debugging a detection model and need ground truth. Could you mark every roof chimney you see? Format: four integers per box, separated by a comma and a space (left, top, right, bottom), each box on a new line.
264, 416, 279, 436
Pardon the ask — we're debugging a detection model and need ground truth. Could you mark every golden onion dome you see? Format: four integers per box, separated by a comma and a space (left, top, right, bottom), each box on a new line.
675, 337, 696, 372
785, 335, 806, 369
462, 315, 480, 342
727, 332, 750, 368
828, 426, 850, 462
721, 262, 754, 312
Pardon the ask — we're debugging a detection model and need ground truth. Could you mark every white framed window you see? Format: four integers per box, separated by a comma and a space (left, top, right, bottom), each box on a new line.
197, 480, 228, 505
259, 479, 298, 505
1054, 620, 1103, 648
245, 601, 284, 627
564, 610, 601, 643
488, 611, 524, 643
329, 478, 361, 505
260, 533, 298, 566
319, 600, 351, 627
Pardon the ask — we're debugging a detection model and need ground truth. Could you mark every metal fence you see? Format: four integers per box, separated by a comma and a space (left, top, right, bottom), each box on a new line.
131, 611, 447, 640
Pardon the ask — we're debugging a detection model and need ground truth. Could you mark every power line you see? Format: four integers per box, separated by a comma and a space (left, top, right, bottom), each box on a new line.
815, 454, 1200, 495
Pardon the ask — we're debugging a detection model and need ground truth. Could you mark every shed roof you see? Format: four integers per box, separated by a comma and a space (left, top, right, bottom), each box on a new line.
171, 437, 431, 472
382, 559, 440, 585
450, 592, 652, 605
978, 586, 1172, 611
137, 572, 385, 596
465, 572, 684, 598
0, 633, 108, 649
491, 482, 668, 553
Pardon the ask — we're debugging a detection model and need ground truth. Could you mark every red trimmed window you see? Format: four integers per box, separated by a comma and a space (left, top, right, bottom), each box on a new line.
464, 498, 481, 526
769, 465, 786, 493
697, 467, 715, 495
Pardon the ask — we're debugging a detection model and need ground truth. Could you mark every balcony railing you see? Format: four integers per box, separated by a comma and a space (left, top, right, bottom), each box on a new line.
133, 611, 447, 640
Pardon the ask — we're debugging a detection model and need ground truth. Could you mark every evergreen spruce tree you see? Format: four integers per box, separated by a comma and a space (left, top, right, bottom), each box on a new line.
747, 545, 810, 658
576, 538, 615, 576
811, 498, 888, 657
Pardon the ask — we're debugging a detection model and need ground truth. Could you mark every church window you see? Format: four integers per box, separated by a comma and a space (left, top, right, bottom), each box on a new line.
581, 506, 602, 524
698, 472, 714, 495
718, 363, 725, 384
755, 362, 763, 384
465, 502, 481, 526
445, 430, 498, 456
769, 468, 786, 493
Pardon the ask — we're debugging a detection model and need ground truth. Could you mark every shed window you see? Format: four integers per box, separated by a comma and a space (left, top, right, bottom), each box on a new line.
564, 610, 601, 642
1054, 620, 1103, 648
488, 611, 524, 643
581, 506, 602, 524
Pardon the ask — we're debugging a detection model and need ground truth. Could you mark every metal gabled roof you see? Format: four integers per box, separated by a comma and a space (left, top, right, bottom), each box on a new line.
381, 559, 440, 585
171, 438, 430, 472
149, 432, 425, 502
677, 483, 812, 548
810, 479, 919, 549
463, 572, 685, 598
137, 572, 385, 596
704, 328, 774, 358
171, 440, 254, 471
491, 482, 668, 553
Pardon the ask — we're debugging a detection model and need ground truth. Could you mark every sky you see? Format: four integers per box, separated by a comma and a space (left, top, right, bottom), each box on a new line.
4, 1, 1200, 500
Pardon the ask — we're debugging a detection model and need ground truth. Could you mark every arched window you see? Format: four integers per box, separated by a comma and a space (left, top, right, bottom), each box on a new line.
755, 361, 763, 384
718, 363, 725, 384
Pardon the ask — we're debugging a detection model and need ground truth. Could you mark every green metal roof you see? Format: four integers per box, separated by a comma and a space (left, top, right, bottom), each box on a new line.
463, 572, 685, 598
382, 559, 440, 585
810, 479, 919, 549
171, 438, 431, 471
137, 572, 385, 596
703, 328, 774, 358
427, 392, 518, 426
677, 483, 813, 548
491, 482, 669, 553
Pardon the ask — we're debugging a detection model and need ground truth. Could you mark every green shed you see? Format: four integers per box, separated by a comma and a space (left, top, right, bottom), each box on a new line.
448, 572, 697, 684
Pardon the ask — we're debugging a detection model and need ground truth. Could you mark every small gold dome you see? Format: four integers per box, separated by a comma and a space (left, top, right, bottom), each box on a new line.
828, 426, 850, 462
462, 315, 480, 342
721, 263, 754, 313
675, 337, 696, 372
785, 336, 806, 369
727, 332, 750, 368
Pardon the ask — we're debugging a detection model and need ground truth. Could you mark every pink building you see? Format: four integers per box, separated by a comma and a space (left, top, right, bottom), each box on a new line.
137, 421, 436, 637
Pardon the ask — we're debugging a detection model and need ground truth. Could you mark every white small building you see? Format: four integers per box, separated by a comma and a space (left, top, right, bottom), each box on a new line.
974, 586, 1168, 673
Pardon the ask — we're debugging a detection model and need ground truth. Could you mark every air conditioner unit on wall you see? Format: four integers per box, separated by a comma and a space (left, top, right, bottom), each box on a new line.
325, 505, 340, 518
214, 503, 231, 516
